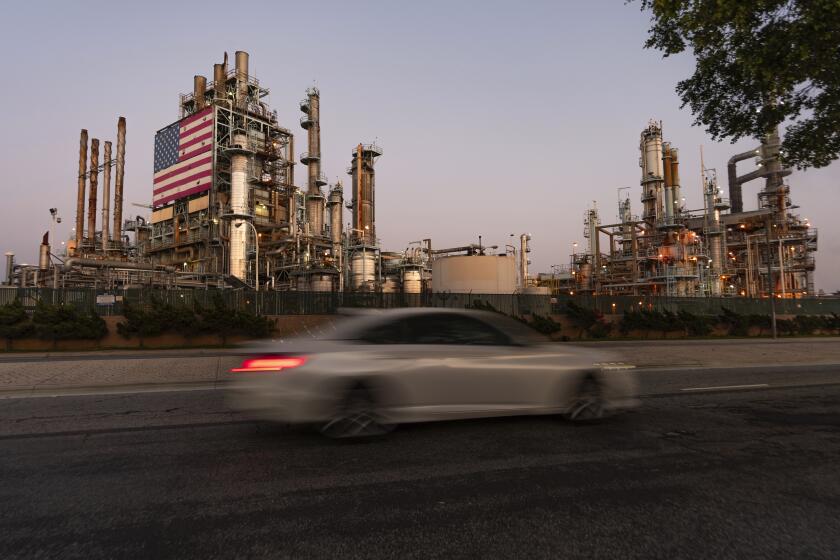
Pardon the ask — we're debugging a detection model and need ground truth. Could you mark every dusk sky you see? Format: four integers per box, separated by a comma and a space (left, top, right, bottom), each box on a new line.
1, 0, 838, 291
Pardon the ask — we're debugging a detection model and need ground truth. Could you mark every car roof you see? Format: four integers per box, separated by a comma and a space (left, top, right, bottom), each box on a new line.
328, 307, 547, 344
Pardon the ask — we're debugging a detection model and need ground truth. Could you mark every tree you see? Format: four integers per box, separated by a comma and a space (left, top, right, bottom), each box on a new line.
638, 0, 840, 169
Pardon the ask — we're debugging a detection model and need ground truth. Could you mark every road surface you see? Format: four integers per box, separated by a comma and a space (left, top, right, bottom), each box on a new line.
1, 364, 839, 559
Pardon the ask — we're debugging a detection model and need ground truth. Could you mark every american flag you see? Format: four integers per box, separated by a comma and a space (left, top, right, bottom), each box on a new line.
153, 107, 214, 207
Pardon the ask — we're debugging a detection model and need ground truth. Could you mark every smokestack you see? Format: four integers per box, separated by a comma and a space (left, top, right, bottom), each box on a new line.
671, 147, 681, 214
235, 51, 249, 108
113, 117, 126, 245
4, 252, 14, 285
39, 232, 50, 271
87, 139, 99, 246
76, 130, 88, 250
194, 75, 207, 110
102, 141, 111, 252
214, 63, 226, 100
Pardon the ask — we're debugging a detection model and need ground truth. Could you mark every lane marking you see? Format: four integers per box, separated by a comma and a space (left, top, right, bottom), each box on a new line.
681, 383, 769, 392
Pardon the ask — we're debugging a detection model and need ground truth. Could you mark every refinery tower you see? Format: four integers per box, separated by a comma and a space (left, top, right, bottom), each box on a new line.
146, 51, 382, 291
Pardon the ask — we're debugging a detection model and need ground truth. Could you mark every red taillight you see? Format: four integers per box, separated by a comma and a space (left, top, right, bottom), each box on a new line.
231, 355, 307, 373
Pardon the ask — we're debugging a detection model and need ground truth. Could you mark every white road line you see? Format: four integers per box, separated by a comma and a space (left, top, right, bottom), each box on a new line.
681, 383, 769, 392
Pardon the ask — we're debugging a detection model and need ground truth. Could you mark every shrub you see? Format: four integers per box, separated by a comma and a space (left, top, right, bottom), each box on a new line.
0, 300, 34, 343
566, 301, 611, 338
677, 310, 714, 336
528, 314, 562, 336
718, 307, 749, 337
31, 301, 107, 341
117, 298, 199, 339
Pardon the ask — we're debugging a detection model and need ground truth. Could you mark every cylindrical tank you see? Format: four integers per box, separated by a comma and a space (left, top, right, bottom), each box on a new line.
310, 274, 333, 292
381, 275, 400, 293
295, 275, 309, 291
403, 268, 422, 294
228, 134, 249, 280
523, 286, 551, 295
431, 255, 516, 294
306, 195, 324, 236
350, 251, 376, 290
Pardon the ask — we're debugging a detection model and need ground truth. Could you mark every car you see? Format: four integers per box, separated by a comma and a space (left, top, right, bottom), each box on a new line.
226, 308, 638, 438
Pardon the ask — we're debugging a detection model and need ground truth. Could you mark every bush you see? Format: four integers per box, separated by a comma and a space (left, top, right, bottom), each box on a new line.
31, 301, 107, 341
0, 300, 34, 342
566, 301, 612, 338
528, 314, 562, 336
718, 307, 749, 337
117, 298, 199, 339
118, 294, 275, 343
677, 310, 715, 336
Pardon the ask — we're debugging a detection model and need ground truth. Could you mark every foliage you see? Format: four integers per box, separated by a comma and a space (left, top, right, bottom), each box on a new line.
118, 294, 274, 342
117, 298, 199, 339
196, 294, 275, 341
31, 301, 107, 341
566, 301, 612, 338
0, 300, 34, 340
637, 0, 840, 169
618, 308, 713, 337
528, 314, 562, 336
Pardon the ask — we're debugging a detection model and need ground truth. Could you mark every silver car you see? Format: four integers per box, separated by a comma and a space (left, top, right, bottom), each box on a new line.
227, 308, 637, 438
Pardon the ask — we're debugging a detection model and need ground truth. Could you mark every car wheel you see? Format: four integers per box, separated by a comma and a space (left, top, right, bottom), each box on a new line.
564, 375, 605, 422
319, 385, 393, 439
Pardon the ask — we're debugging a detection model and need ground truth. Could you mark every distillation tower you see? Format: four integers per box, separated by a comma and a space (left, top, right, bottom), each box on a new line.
570, 120, 817, 297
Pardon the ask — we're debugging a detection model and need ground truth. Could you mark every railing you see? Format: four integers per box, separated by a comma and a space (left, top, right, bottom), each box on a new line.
300, 152, 320, 162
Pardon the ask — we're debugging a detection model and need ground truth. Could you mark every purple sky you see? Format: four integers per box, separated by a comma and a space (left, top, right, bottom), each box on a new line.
2, 0, 838, 292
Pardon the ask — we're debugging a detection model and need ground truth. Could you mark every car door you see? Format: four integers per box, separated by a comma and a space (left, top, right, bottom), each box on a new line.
391, 312, 545, 417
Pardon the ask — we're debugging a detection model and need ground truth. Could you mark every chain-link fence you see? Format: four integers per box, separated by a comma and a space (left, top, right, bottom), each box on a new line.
2, 286, 838, 317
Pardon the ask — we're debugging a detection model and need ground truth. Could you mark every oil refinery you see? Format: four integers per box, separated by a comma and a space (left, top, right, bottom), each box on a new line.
6, 52, 818, 298
565, 121, 817, 298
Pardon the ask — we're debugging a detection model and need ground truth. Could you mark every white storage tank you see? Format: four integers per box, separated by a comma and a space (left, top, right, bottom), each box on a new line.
431, 255, 516, 294
381, 275, 400, 293
350, 251, 376, 290
310, 274, 334, 292
403, 268, 422, 294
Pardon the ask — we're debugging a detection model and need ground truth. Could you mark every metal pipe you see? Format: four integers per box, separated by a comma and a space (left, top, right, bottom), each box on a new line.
194, 75, 207, 110
727, 148, 758, 214
101, 141, 111, 251
76, 129, 88, 250
671, 147, 681, 214
113, 117, 126, 245
87, 138, 99, 246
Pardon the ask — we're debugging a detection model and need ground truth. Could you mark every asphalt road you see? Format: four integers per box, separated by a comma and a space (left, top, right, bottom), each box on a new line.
1, 366, 840, 559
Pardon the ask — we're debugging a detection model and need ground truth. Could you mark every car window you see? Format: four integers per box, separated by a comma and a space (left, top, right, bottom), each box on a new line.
403, 314, 510, 346
357, 319, 407, 344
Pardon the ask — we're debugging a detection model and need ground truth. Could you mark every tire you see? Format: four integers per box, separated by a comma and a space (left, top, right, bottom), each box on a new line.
318, 385, 394, 439
564, 375, 605, 422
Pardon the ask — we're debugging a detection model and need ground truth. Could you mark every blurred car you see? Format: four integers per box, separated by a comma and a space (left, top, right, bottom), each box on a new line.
227, 308, 637, 438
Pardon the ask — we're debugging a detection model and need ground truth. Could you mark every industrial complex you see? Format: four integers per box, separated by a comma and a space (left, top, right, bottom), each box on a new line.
5, 51, 819, 299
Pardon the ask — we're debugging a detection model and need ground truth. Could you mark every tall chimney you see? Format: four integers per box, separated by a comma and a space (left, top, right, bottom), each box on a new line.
235, 51, 249, 108
214, 63, 226, 100
4, 252, 14, 285
87, 139, 99, 246
101, 141, 112, 251
194, 75, 207, 110
76, 129, 88, 250
113, 117, 126, 245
